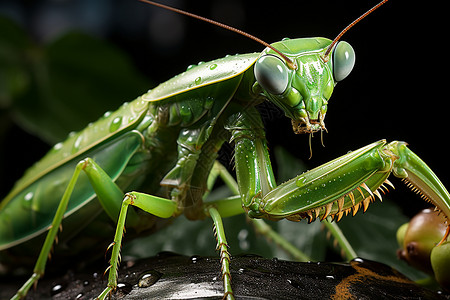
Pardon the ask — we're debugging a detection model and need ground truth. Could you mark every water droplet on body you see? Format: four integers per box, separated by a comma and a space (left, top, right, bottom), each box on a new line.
72, 135, 83, 153
24, 192, 33, 202
109, 116, 123, 132
52, 142, 63, 152
296, 176, 307, 187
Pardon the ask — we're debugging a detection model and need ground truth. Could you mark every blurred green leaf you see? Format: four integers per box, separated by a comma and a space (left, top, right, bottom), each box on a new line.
0, 17, 31, 109
274, 146, 308, 183
0, 17, 151, 144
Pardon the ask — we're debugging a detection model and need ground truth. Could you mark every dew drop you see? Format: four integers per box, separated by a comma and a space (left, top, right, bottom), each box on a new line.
190, 255, 201, 263
51, 284, 64, 296
117, 282, 132, 295
194, 76, 202, 85
52, 142, 63, 152
186, 64, 196, 71
24, 192, 33, 202
76, 293, 83, 299
352, 257, 364, 263
296, 176, 307, 188
109, 116, 123, 132
326, 275, 335, 279
103, 111, 112, 118
204, 97, 214, 110
287, 279, 303, 290
72, 135, 83, 153
138, 270, 162, 288
209, 63, 217, 70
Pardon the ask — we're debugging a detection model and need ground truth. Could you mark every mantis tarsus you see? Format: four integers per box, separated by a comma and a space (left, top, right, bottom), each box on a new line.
1, 1, 449, 299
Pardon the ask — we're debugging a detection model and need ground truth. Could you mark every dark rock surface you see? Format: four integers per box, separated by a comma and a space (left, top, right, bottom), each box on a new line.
2, 253, 447, 299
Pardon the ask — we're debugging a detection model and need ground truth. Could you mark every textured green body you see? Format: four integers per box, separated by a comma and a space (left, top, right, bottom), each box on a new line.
0, 51, 260, 253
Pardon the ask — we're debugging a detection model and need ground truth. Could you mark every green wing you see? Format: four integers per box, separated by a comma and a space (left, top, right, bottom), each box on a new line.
143, 53, 259, 102
1, 98, 148, 209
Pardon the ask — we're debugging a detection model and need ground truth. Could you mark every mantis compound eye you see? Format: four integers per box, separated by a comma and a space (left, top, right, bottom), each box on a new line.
332, 41, 355, 82
254, 54, 289, 95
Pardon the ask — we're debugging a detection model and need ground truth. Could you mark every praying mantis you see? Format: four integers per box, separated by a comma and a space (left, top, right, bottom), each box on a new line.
1, 0, 449, 299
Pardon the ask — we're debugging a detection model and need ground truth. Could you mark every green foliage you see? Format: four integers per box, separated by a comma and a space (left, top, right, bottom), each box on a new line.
0, 16, 150, 144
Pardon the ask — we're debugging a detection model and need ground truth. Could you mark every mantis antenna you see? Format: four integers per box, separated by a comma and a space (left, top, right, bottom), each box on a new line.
138, 0, 297, 69
323, 0, 389, 61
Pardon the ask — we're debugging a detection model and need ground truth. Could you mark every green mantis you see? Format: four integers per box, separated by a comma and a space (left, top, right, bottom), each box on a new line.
1, 0, 450, 299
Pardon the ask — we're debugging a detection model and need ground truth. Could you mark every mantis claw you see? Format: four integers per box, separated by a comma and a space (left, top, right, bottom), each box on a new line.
250, 140, 450, 243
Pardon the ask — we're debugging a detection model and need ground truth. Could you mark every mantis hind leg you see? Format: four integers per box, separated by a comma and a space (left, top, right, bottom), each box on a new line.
98, 161, 238, 300
11, 160, 88, 300
98, 191, 177, 300
11, 157, 130, 300
10, 153, 146, 300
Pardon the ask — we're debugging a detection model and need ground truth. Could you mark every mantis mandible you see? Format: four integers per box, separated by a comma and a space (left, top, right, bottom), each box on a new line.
1, 0, 450, 299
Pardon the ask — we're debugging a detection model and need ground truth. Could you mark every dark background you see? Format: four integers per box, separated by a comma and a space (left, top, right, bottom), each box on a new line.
0, 0, 446, 217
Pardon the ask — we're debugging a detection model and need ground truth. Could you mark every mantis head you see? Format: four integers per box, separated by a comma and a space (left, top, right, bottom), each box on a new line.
253, 38, 355, 134
252, 0, 387, 135
138, 0, 387, 135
